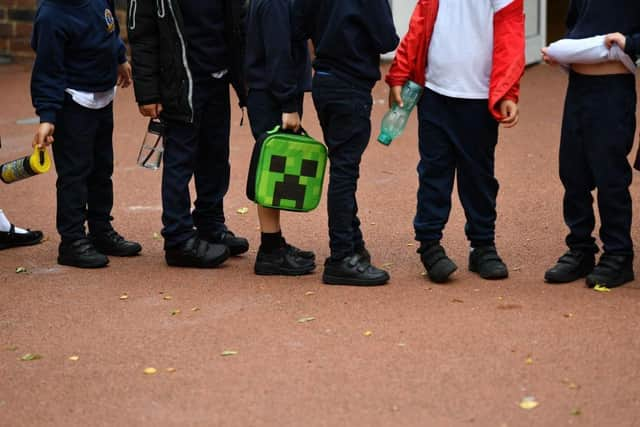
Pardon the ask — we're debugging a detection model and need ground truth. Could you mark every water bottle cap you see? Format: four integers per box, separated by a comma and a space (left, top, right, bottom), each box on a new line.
377, 133, 393, 145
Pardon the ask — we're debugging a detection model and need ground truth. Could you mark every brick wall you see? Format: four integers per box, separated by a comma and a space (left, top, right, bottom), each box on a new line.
0, 0, 38, 61
0, 0, 128, 62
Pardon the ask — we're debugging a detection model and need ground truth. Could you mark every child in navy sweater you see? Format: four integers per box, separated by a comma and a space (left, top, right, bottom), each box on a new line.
31, 0, 141, 268
293, 0, 399, 286
245, 0, 316, 276
543, 0, 640, 288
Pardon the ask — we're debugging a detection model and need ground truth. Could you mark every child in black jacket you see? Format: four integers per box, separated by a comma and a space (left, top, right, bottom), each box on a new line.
245, 0, 316, 276
31, 0, 141, 268
293, 0, 399, 286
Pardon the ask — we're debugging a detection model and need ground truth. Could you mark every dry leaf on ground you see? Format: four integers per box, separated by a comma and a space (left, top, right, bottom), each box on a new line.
221, 350, 238, 357
297, 316, 316, 323
143, 367, 157, 375
19, 353, 42, 361
68, 355, 80, 361
15, 267, 27, 274
593, 285, 611, 293
519, 396, 539, 410
237, 207, 249, 214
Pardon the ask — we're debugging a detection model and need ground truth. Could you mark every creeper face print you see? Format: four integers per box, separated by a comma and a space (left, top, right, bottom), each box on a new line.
255, 136, 327, 211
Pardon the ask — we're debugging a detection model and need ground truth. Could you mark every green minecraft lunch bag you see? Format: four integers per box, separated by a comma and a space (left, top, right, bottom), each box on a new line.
246, 126, 327, 212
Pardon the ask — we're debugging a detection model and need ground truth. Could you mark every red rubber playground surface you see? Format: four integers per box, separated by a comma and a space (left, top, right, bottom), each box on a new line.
1, 62, 640, 427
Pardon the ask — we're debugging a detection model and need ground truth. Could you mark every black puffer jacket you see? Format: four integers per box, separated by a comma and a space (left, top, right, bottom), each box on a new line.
127, 0, 247, 123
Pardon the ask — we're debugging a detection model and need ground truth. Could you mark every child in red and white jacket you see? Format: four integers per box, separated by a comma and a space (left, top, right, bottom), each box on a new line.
386, 0, 525, 284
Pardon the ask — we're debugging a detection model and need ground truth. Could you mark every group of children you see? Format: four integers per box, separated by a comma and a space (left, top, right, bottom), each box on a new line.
21, 0, 640, 288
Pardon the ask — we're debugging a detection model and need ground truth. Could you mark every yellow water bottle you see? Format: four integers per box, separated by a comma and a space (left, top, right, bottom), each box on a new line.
0, 147, 52, 184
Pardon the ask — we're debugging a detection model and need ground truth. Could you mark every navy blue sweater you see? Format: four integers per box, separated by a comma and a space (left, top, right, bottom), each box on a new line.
567, 0, 640, 58
245, 0, 312, 113
292, 0, 398, 90
31, 0, 127, 124
180, 1, 229, 80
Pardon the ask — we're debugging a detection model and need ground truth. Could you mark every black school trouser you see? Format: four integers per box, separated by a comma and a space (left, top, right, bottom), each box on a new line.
560, 71, 636, 256
312, 72, 371, 260
161, 77, 231, 249
52, 95, 115, 243
414, 88, 499, 247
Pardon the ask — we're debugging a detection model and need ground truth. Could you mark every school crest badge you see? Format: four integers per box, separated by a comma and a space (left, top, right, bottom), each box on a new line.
105, 9, 115, 33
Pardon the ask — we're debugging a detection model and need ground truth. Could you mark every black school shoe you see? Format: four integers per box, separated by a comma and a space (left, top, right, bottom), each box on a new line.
544, 250, 595, 284
419, 243, 457, 283
89, 230, 142, 257
0, 225, 43, 250
165, 236, 230, 268
469, 246, 509, 280
201, 229, 249, 256
255, 244, 316, 276
322, 253, 390, 286
585, 253, 634, 289
58, 238, 109, 269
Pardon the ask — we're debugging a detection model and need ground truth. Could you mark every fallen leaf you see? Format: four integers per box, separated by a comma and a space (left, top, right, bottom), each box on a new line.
364, 331, 373, 337
525, 356, 533, 365
519, 396, 539, 410
166, 367, 177, 373
370, 222, 377, 226
152, 232, 162, 241
512, 266, 522, 272
4, 345, 18, 352
15, 267, 27, 274
170, 309, 181, 316
305, 291, 315, 296
68, 355, 80, 361
594, 284, 611, 293
236, 207, 249, 215
297, 316, 316, 323
119, 294, 129, 300
143, 367, 157, 375
451, 298, 464, 304
221, 350, 238, 357
19, 353, 42, 361
397, 343, 407, 347
381, 263, 393, 269
563, 313, 574, 318
191, 307, 200, 312
163, 295, 173, 301
421, 272, 428, 277
568, 382, 580, 390
407, 243, 414, 247
571, 408, 582, 416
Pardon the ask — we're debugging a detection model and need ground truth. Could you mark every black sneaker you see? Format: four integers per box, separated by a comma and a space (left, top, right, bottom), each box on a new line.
0, 225, 43, 250
202, 229, 249, 256
322, 253, 390, 286
58, 239, 109, 269
255, 244, 316, 276
544, 250, 595, 284
419, 243, 457, 283
89, 230, 142, 257
585, 253, 634, 288
469, 246, 508, 280
165, 236, 230, 268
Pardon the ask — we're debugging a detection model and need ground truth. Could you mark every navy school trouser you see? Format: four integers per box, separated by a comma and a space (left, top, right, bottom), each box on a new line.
560, 71, 636, 256
312, 72, 371, 260
246, 89, 304, 140
161, 77, 231, 249
414, 88, 499, 247
52, 95, 114, 243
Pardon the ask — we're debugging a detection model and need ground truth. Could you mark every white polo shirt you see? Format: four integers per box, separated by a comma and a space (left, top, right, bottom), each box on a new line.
426, 0, 514, 100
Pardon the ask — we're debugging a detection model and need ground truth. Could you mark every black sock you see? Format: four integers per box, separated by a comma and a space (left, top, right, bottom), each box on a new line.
261, 231, 283, 253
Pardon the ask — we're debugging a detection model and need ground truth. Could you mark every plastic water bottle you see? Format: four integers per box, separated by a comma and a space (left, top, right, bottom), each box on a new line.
377, 80, 424, 146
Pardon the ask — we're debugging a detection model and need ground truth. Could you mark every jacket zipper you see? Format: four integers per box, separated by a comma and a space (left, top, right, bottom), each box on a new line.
128, 0, 136, 30
166, 0, 194, 122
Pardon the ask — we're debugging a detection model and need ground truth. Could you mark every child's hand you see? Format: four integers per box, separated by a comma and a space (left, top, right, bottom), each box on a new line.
388, 85, 403, 108
282, 112, 301, 132
117, 61, 133, 88
32, 122, 55, 148
499, 99, 519, 128
605, 32, 626, 50
541, 47, 558, 66
139, 104, 163, 118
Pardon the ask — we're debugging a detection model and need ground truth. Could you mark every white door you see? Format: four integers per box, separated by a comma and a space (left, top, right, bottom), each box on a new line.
525, 0, 547, 64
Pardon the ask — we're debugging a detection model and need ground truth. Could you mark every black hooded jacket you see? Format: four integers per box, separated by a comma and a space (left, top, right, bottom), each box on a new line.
126, 0, 247, 123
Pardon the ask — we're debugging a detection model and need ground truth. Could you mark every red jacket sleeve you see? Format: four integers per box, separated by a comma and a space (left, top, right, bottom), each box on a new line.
489, 0, 525, 120
385, 0, 438, 88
